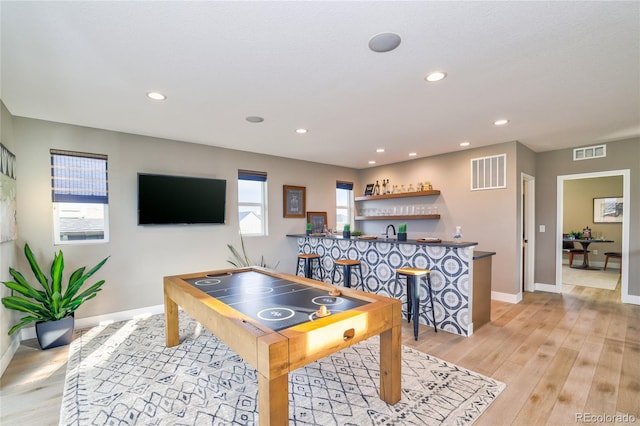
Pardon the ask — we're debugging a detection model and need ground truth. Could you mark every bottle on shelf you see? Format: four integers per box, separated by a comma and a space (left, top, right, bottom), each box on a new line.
408, 183, 415, 192
381, 179, 387, 195
373, 180, 380, 195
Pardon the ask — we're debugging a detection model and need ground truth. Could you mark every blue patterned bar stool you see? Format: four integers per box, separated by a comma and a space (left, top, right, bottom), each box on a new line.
395, 267, 437, 340
331, 259, 363, 289
296, 253, 324, 280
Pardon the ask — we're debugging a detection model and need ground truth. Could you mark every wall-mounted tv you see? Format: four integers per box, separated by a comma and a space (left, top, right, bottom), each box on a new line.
137, 173, 226, 225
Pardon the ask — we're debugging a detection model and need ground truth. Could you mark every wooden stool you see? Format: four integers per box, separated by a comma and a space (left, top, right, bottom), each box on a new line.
396, 267, 437, 341
331, 259, 363, 289
604, 252, 622, 273
296, 253, 323, 280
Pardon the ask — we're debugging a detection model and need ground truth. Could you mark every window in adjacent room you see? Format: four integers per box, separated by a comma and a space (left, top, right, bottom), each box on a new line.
336, 181, 354, 232
51, 149, 109, 244
238, 170, 268, 236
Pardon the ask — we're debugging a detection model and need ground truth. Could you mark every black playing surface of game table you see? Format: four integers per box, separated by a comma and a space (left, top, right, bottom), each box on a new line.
184, 270, 367, 331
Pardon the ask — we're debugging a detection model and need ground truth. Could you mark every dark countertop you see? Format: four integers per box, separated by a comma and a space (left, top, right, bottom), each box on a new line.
473, 251, 496, 260
286, 233, 479, 249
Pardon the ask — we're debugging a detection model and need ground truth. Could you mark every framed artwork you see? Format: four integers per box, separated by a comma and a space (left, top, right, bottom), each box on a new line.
306, 211, 327, 234
0, 143, 17, 242
364, 183, 374, 196
593, 197, 623, 223
283, 185, 306, 218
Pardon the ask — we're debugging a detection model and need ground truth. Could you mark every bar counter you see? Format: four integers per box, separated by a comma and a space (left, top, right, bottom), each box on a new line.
287, 234, 495, 336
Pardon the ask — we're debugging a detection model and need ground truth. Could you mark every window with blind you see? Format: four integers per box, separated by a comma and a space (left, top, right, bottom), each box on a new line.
238, 170, 267, 236
50, 149, 109, 244
336, 181, 354, 231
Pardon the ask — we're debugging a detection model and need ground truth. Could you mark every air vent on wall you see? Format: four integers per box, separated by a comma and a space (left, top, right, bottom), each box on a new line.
470, 153, 506, 191
573, 144, 606, 161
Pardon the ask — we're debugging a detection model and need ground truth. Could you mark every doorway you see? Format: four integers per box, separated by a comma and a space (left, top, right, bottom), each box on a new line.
556, 170, 630, 300
521, 173, 535, 293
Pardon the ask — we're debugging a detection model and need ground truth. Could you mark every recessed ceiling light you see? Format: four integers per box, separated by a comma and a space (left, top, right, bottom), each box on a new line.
494, 119, 509, 126
376, 148, 385, 153
368, 32, 401, 53
368, 160, 376, 165
246, 116, 264, 123
459, 141, 471, 147
295, 128, 308, 134
409, 152, 417, 157
425, 71, 447, 82
146, 92, 166, 101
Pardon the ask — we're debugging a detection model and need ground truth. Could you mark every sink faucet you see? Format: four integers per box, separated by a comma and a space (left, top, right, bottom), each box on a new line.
384, 224, 396, 239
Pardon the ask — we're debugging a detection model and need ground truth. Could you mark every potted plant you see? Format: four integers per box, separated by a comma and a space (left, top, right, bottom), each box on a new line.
1, 243, 109, 349
398, 223, 407, 241
343, 224, 351, 238
306, 223, 312, 235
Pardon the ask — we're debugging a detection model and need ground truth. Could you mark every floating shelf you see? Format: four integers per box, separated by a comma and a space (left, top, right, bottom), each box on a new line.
355, 190, 440, 201
355, 214, 440, 221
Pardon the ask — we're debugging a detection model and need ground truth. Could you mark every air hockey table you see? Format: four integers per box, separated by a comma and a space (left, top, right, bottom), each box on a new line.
164, 266, 402, 426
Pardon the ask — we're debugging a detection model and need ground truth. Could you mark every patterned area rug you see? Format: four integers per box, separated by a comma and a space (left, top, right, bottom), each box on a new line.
60, 312, 505, 425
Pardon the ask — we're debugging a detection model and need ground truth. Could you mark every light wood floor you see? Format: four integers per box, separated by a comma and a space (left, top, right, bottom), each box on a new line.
1, 280, 639, 425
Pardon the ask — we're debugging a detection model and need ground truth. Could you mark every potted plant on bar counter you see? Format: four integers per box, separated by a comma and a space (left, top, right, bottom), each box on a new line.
1, 243, 109, 350
398, 223, 407, 241
343, 224, 351, 238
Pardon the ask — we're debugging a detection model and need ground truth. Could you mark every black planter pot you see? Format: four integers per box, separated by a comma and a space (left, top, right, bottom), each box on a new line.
397, 232, 407, 241
35, 316, 74, 350
343, 231, 351, 238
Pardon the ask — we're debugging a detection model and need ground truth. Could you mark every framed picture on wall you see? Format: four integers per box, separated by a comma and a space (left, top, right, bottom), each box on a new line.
283, 185, 306, 218
593, 197, 623, 223
306, 211, 327, 234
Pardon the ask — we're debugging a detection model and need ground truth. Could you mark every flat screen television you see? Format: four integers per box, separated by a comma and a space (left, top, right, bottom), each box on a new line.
137, 173, 226, 225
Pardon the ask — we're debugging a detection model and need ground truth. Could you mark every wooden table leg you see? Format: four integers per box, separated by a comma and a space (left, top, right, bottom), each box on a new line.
258, 372, 289, 426
379, 323, 401, 404
164, 292, 180, 347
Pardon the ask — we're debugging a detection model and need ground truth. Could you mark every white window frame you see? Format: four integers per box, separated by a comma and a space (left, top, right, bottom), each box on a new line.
51, 150, 110, 245
238, 170, 268, 237
336, 181, 354, 231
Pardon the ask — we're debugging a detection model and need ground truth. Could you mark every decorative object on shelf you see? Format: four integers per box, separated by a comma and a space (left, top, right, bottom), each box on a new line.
407, 184, 415, 192
400, 184, 406, 193
381, 179, 387, 195
364, 183, 374, 196
283, 185, 306, 218
373, 180, 381, 195
593, 196, 623, 223
417, 182, 424, 191
424, 181, 432, 190
343, 224, 351, 238
307, 211, 327, 234
453, 226, 463, 242
1, 243, 109, 349
306, 223, 312, 235
392, 184, 399, 193
398, 223, 407, 241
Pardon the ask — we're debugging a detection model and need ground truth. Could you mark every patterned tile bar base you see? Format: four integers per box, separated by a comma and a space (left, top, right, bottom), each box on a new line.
291, 236, 478, 336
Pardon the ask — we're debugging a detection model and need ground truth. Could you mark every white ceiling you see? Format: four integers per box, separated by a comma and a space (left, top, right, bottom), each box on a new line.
2, 1, 639, 169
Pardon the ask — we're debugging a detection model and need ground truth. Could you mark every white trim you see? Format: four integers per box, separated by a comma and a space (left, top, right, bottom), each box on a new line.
521, 173, 536, 292
491, 291, 522, 303
535, 282, 560, 293
556, 169, 632, 304
19, 304, 165, 341
0, 334, 21, 377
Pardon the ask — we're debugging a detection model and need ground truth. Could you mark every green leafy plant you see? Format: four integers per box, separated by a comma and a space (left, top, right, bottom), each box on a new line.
398, 223, 407, 233
306, 223, 313, 231
343, 224, 351, 232
1, 243, 109, 335
351, 230, 363, 237
227, 233, 279, 268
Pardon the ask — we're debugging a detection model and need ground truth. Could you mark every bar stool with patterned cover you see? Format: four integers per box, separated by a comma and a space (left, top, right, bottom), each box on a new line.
296, 253, 324, 280
331, 259, 363, 290
395, 267, 437, 341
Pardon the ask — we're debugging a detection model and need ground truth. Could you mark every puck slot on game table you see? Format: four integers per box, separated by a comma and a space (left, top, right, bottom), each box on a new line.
343, 328, 355, 341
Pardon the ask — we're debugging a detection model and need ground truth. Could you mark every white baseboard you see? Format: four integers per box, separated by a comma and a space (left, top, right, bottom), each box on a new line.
19, 304, 166, 341
535, 282, 559, 293
621, 293, 640, 305
491, 291, 522, 304
0, 334, 21, 377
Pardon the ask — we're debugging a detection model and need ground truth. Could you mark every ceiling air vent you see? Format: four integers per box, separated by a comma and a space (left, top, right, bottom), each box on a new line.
573, 144, 606, 161
470, 153, 506, 191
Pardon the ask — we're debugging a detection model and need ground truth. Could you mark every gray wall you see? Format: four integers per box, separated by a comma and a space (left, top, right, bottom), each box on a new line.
8, 115, 358, 320
535, 137, 639, 295
357, 141, 522, 296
